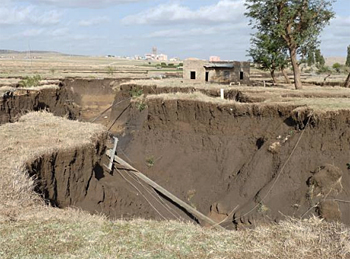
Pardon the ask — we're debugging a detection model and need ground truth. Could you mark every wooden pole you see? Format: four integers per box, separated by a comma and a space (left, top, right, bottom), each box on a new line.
106, 151, 225, 230
108, 137, 119, 171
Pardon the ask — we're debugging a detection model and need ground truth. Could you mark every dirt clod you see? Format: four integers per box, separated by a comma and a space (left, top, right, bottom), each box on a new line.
308, 164, 343, 197
317, 200, 342, 222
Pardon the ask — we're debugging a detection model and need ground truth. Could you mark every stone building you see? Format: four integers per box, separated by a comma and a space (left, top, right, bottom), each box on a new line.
183, 59, 250, 84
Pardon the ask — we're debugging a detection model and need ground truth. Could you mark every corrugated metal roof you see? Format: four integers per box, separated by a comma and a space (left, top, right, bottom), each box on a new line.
204, 63, 234, 68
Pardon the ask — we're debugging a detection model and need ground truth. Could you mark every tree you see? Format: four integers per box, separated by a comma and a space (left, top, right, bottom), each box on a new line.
245, 0, 335, 89
315, 49, 326, 68
307, 50, 315, 67
248, 32, 290, 84
346, 45, 350, 67
332, 63, 341, 73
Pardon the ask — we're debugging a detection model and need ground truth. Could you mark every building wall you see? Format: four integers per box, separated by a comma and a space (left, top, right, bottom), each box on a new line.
183, 60, 207, 83
183, 60, 250, 84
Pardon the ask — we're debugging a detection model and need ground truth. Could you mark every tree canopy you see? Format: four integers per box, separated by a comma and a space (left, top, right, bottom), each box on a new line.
249, 32, 289, 84
245, 0, 335, 89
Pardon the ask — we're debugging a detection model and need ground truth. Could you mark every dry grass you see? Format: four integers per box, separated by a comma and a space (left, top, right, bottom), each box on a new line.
0, 112, 349, 258
0, 215, 349, 259
0, 112, 106, 221
124, 78, 245, 90
0, 84, 60, 97
146, 91, 238, 105
0, 55, 157, 79
130, 79, 350, 113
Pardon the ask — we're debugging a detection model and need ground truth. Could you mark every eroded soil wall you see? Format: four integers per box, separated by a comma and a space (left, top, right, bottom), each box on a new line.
0, 86, 79, 125
116, 96, 350, 227
25, 132, 186, 220
10, 78, 349, 227
62, 78, 131, 123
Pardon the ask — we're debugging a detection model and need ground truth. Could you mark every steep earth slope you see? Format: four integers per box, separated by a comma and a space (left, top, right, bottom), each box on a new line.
112, 88, 350, 228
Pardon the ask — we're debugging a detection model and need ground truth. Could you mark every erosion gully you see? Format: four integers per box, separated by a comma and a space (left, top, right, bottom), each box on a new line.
1, 78, 349, 229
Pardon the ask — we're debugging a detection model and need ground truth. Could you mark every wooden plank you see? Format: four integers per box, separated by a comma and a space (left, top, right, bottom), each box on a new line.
106, 150, 225, 230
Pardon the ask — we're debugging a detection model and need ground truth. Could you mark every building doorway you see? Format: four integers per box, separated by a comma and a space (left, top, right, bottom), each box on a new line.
240, 71, 244, 80
205, 72, 209, 82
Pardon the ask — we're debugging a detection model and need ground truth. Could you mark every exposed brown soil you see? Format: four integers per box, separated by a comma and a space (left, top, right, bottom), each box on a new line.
62, 78, 125, 123
0, 85, 79, 125
109, 84, 350, 228
24, 129, 192, 221
3, 77, 350, 229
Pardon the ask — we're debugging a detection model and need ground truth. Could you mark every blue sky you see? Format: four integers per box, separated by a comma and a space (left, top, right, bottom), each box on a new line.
1, 0, 349, 60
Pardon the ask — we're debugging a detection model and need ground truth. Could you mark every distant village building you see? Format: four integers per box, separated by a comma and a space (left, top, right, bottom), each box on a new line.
144, 47, 169, 61
209, 56, 221, 62
145, 53, 155, 60
183, 59, 250, 84
157, 54, 168, 61
144, 53, 168, 61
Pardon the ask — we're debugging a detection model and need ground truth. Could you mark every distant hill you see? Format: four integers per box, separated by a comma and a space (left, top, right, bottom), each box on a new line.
325, 57, 346, 66
0, 49, 73, 56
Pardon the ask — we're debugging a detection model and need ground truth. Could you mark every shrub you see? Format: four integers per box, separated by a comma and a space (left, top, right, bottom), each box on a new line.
130, 89, 143, 98
106, 66, 115, 75
332, 63, 342, 73
316, 65, 332, 74
146, 157, 155, 167
18, 75, 42, 87
137, 102, 147, 111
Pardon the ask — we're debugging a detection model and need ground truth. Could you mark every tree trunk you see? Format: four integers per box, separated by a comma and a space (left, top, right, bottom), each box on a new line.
281, 68, 291, 84
345, 72, 350, 88
289, 48, 303, 89
271, 69, 277, 84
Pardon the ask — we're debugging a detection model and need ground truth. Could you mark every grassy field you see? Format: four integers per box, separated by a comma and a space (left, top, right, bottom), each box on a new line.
0, 53, 180, 80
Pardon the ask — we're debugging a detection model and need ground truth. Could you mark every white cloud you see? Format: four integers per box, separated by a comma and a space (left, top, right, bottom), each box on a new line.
320, 15, 350, 56
146, 23, 249, 38
79, 16, 110, 26
7, 0, 144, 8
0, 6, 61, 25
21, 28, 45, 37
0, 28, 45, 41
48, 27, 69, 37
122, 0, 245, 25
331, 15, 350, 27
